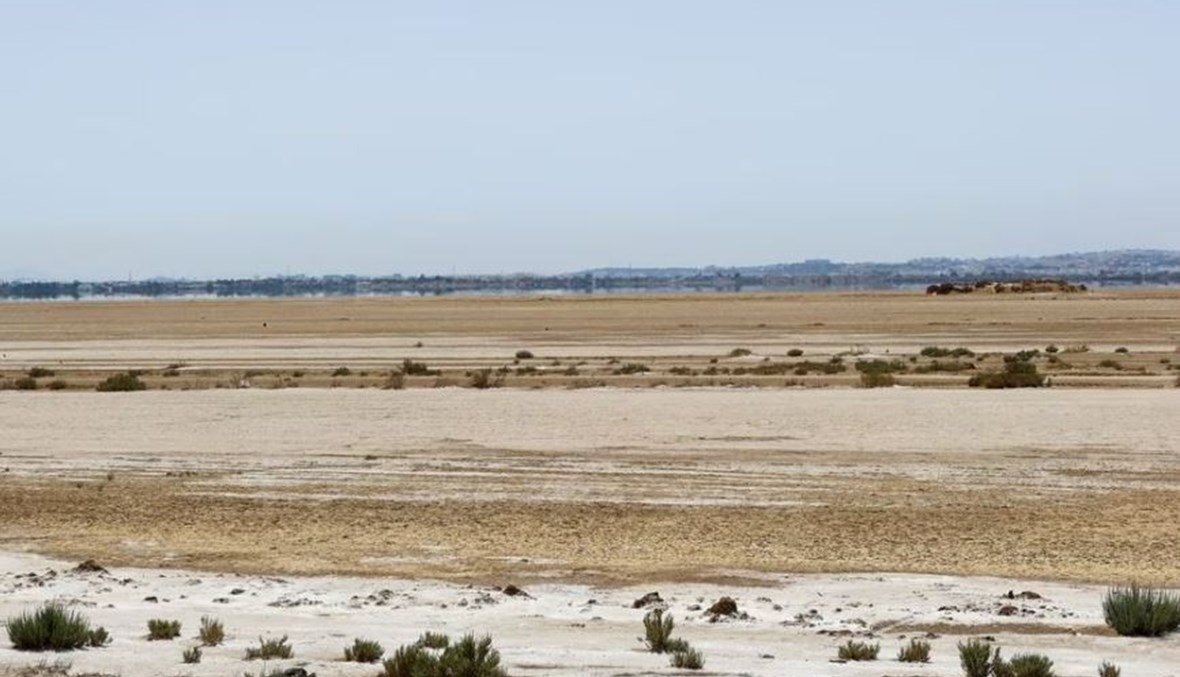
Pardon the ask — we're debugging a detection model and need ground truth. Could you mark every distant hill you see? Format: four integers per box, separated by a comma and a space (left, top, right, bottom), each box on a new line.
2, 249, 1178, 300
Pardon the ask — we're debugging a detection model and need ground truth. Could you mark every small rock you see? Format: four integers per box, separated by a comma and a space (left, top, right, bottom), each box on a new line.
230, 588, 246, 595
632, 591, 663, 609
143, 596, 158, 603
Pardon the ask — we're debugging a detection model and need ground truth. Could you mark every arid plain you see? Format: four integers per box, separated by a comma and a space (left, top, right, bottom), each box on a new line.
1, 290, 1179, 676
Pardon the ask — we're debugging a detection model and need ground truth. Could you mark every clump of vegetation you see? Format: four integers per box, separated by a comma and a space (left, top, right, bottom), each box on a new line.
96, 372, 146, 392
787, 348, 805, 357
417, 631, 450, 649
642, 609, 686, 654
198, 616, 224, 646
182, 646, 202, 664
993, 652, 1056, 677
791, 361, 847, 375
897, 638, 930, 663
1102, 585, 1180, 636
959, 638, 998, 677
14, 376, 37, 390
1044, 345, 1059, 353
668, 366, 696, 376
245, 635, 293, 660
46, 379, 68, 391
87, 626, 111, 647
380, 633, 506, 677
860, 372, 895, 388
514, 350, 534, 360
856, 359, 908, 375
385, 370, 406, 390
147, 619, 181, 641
469, 368, 505, 389
27, 366, 55, 378
968, 360, 1045, 388
920, 346, 974, 358
613, 363, 650, 375
331, 366, 352, 377
1114, 346, 1129, 354
1098, 662, 1121, 677
837, 640, 879, 661
913, 360, 975, 373
669, 644, 704, 669
728, 348, 753, 357
1097, 359, 1123, 370
344, 637, 385, 663
1063, 344, 1090, 353
6, 603, 96, 652
401, 359, 438, 376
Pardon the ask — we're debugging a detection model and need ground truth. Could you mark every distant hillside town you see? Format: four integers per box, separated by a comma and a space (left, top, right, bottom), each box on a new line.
2, 249, 1178, 300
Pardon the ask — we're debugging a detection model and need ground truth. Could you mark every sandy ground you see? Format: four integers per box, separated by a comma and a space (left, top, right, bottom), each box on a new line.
2, 552, 1179, 677
2, 389, 1179, 585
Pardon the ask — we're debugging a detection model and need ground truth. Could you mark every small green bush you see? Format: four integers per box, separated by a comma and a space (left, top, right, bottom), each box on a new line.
643, 608, 677, 653
994, 652, 1056, 677
897, 638, 930, 663
332, 366, 352, 377
96, 372, 146, 392
514, 350, 534, 360
182, 646, 201, 664
1103, 585, 1180, 636
669, 644, 704, 669
46, 379, 68, 391
28, 366, 55, 378
469, 368, 504, 389
382, 644, 438, 677
88, 627, 110, 647
147, 619, 181, 641
438, 634, 506, 677
1098, 662, 1121, 677
14, 376, 37, 390
787, 348, 804, 357
959, 638, 997, 677
6, 603, 94, 652
968, 360, 1045, 388
401, 359, 437, 376
837, 640, 878, 661
198, 616, 224, 646
344, 637, 385, 662
1044, 345, 1059, 353
1114, 346, 1129, 354
728, 348, 752, 357
417, 631, 450, 649
245, 635, 293, 660
792, 360, 847, 375
613, 363, 650, 375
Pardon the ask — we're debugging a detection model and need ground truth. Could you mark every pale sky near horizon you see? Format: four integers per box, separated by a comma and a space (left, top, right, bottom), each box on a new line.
2, 1, 1178, 280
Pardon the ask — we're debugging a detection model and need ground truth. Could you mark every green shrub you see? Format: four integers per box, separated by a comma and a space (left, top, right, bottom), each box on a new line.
669, 644, 704, 669
897, 638, 930, 663
855, 359, 908, 375
920, 346, 974, 358
1103, 585, 1180, 636
14, 376, 37, 390
438, 634, 506, 677
96, 372, 146, 392
1098, 359, 1123, 370
791, 360, 847, 375
469, 368, 504, 389
198, 616, 224, 646
87, 627, 110, 647
6, 603, 94, 652
147, 619, 181, 640
728, 348, 752, 357
968, 360, 1045, 388
382, 644, 438, 677
643, 608, 677, 653
417, 631, 450, 649
1114, 346, 1129, 354
613, 363, 650, 375
787, 348, 805, 357
837, 640, 878, 661
958, 638, 998, 677
860, 372, 895, 388
245, 635, 293, 660
332, 366, 352, 377
514, 350, 534, 360
1044, 345, 1059, 353
28, 366, 55, 378
401, 360, 437, 376
46, 379, 68, 391
344, 637, 385, 663
1098, 662, 1121, 677
994, 652, 1056, 677
182, 646, 201, 664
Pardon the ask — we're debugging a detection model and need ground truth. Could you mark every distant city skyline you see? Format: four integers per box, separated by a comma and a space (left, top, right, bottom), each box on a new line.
3, 1, 1178, 280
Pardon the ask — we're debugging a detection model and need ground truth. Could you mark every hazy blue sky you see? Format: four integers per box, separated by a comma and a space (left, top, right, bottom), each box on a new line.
2, 1, 1178, 280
